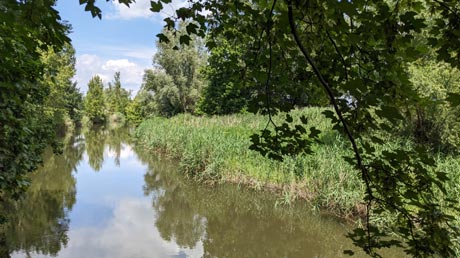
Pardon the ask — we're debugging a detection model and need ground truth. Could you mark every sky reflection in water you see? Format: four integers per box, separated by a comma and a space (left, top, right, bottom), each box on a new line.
9, 129, 203, 258
5, 128, 405, 258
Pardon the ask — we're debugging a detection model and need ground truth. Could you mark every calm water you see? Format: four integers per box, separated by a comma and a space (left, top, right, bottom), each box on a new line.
1, 128, 402, 258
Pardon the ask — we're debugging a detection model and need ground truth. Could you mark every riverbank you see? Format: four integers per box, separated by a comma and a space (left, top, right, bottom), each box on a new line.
134, 108, 364, 217
134, 107, 460, 219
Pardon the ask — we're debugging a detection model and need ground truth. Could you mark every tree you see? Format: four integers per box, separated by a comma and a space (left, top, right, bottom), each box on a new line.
82, 1, 460, 256
65, 81, 84, 124
84, 75, 106, 124
198, 22, 329, 115
139, 69, 179, 117
105, 72, 131, 116
125, 96, 143, 125
407, 59, 460, 152
0, 0, 69, 202
138, 24, 206, 117
40, 43, 83, 130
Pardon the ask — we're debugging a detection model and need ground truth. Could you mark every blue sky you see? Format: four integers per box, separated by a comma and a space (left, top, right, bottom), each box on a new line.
56, 0, 187, 95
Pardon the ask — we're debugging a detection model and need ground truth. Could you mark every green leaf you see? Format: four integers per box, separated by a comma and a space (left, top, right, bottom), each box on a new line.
322, 110, 337, 122
299, 115, 308, 124
164, 17, 175, 30
150, 1, 163, 12
309, 127, 321, 139
176, 7, 190, 20
446, 93, 460, 106
157, 33, 169, 44
186, 23, 199, 35
179, 35, 191, 45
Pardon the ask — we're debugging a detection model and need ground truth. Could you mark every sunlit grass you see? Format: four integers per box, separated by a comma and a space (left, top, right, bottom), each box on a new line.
135, 108, 365, 215
134, 107, 460, 218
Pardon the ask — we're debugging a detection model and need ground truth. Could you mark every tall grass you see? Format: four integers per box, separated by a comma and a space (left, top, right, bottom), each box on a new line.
135, 107, 460, 217
135, 108, 365, 215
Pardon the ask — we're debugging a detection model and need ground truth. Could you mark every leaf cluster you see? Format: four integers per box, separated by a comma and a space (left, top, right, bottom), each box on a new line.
82, 0, 460, 256
0, 0, 72, 201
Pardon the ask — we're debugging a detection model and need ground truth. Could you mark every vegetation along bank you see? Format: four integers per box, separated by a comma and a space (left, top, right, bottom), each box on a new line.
134, 108, 460, 221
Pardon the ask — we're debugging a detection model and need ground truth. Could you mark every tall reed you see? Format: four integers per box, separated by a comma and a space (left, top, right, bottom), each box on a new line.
135, 107, 460, 217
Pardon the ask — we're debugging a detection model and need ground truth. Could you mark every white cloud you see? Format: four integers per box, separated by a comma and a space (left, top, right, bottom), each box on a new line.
103, 59, 136, 70
108, 0, 153, 20
107, 0, 188, 21
77, 44, 156, 65
11, 198, 205, 258
107, 144, 135, 160
75, 54, 148, 95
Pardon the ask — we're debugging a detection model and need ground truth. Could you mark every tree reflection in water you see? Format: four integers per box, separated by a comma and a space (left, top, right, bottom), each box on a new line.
0, 127, 403, 257
136, 148, 405, 258
83, 127, 106, 171
0, 126, 133, 257
84, 126, 132, 170
137, 152, 329, 257
0, 134, 84, 257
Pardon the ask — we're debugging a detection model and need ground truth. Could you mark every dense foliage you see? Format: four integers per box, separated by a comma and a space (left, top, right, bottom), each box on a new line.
39, 44, 83, 130
82, 0, 460, 256
407, 59, 460, 153
0, 0, 76, 201
84, 75, 106, 124
197, 24, 329, 116
136, 25, 206, 117
105, 72, 131, 121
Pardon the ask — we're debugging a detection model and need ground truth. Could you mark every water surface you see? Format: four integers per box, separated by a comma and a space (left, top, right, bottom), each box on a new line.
1, 128, 402, 258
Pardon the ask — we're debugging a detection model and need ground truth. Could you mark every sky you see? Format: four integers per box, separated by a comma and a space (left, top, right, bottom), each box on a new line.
55, 0, 187, 95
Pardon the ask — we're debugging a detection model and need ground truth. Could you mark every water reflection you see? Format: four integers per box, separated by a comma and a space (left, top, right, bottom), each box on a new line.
84, 128, 106, 171
83, 127, 132, 171
2, 127, 404, 257
0, 134, 84, 257
136, 147, 405, 258
140, 154, 354, 258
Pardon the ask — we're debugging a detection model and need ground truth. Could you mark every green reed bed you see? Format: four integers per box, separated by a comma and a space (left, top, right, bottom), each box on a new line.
135, 108, 366, 215
135, 107, 460, 217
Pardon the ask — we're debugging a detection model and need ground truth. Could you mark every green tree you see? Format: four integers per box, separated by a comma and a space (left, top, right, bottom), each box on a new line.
83, 0, 460, 256
105, 72, 130, 115
139, 25, 206, 117
198, 24, 329, 116
196, 39, 251, 115
104, 72, 131, 124
40, 43, 83, 130
65, 81, 84, 124
0, 0, 69, 200
407, 59, 460, 152
139, 69, 178, 117
125, 96, 143, 125
84, 75, 106, 124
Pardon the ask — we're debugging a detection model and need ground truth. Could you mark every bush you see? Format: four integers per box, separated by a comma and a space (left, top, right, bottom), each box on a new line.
407, 59, 460, 152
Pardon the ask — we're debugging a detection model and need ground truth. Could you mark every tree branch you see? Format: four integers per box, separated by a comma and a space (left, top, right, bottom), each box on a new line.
286, 0, 375, 251
264, 0, 278, 129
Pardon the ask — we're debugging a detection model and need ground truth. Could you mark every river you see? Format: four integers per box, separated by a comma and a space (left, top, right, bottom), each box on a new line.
1, 127, 404, 258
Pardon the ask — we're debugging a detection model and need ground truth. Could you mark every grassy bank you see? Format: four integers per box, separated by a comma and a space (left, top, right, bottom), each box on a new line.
135, 108, 365, 216
134, 107, 460, 218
